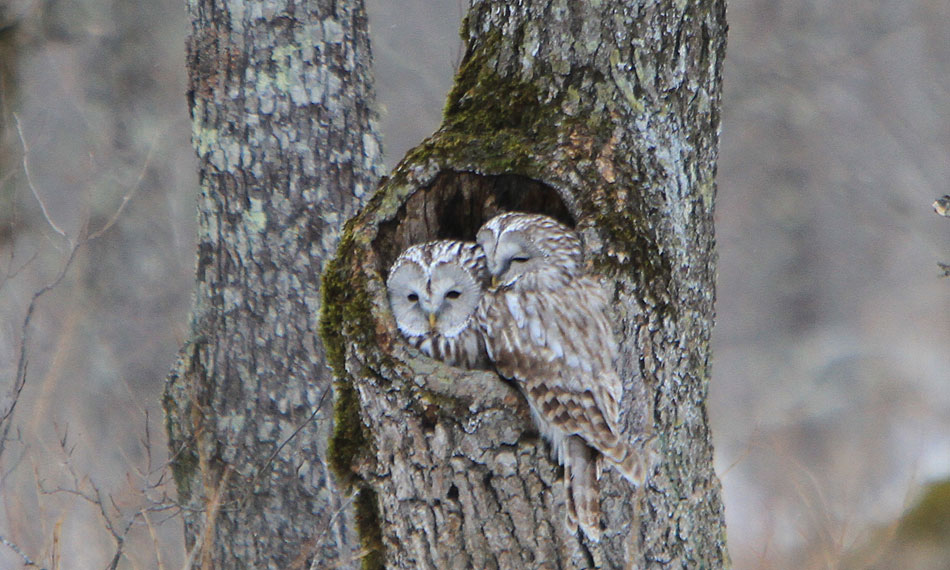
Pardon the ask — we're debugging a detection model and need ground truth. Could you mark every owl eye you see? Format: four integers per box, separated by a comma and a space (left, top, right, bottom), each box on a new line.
511, 256, 530, 263
407, 293, 419, 302
446, 290, 462, 300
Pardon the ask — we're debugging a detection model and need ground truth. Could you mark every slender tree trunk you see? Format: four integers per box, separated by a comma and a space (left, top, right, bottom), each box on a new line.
322, 0, 728, 568
163, 1, 382, 568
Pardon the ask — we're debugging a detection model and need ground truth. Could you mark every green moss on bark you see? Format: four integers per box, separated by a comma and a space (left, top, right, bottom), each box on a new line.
355, 486, 385, 570
319, 225, 378, 488
594, 209, 674, 296
163, 343, 206, 504
319, 230, 374, 376
318, 213, 393, 565
444, 32, 546, 134
162, 389, 199, 502
326, 378, 367, 486
418, 29, 558, 175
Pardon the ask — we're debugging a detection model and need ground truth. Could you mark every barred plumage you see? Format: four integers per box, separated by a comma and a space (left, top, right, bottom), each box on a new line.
387, 240, 490, 370
476, 212, 645, 542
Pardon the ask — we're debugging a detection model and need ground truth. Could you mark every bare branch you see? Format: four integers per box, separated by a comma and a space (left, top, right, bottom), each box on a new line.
87, 135, 159, 242
142, 510, 166, 570
196, 467, 233, 570
33, 421, 185, 570
0, 250, 38, 295
12, 113, 69, 245
0, 533, 47, 569
0, 242, 81, 459
1, 124, 156, 457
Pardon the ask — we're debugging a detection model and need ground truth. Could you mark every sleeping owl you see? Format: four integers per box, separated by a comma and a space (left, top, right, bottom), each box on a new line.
475, 212, 646, 542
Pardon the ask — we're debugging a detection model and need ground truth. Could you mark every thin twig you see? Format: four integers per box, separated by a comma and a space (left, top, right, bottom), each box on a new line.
51, 518, 61, 570
142, 510, 166, 570
12, 113, 69, 245
0, 242, 81, 459
1, 121, 156, 457
0, 533, 48, 569
87, 136, 158, 241
243, 383, 332, 506
0, 250, 39, 295
37, 424, 184, 570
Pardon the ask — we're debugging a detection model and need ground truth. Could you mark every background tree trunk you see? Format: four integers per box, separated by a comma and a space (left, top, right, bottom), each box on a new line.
163, 0, 382, 568
322, 0, 729, 568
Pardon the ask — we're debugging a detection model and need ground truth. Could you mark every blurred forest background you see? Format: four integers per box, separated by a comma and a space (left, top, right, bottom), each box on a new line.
1, 0, 948, 568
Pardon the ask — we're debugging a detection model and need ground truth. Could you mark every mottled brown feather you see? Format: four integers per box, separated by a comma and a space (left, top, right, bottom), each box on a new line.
476, 213, 647, 542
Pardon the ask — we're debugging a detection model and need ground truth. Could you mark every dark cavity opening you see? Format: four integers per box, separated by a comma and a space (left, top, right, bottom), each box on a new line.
375, 171, 573, 274
420, 404, 438, 432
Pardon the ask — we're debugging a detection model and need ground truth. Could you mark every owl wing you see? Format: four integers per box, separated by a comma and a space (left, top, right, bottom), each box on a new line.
479, 275, 624, 453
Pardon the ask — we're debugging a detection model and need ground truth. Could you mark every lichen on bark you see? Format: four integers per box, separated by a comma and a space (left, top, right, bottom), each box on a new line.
166, 0, 383, 568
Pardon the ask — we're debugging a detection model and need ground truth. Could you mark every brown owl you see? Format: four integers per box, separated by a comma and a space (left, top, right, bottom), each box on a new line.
475, 212, 646, 542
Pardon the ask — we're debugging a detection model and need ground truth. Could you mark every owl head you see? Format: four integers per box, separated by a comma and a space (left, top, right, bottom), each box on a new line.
387, 240, 489, 339
476, 212, 583, 287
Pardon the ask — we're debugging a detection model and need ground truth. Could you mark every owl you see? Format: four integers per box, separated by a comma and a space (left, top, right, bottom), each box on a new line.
476, 212, 645, 542
476, 212, 585, 289
387, 240, 491, 370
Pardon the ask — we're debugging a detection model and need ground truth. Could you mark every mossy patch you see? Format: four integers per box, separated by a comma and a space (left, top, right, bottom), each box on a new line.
163, 388, 199, 502
163, 343, 207, 504
326, 379, 367, 486
319, 226, 376, 487
320, 230, 373, 376
427, 29, 561, 175
608, 212, 663, 271
444, 30, 542, 131
355, 486, 385, 570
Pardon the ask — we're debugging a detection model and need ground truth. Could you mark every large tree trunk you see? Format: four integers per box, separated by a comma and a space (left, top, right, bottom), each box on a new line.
163, 1, 382, 568
322, 0, 728, 568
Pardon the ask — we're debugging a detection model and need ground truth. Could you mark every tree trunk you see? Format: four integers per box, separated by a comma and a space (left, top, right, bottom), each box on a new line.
322, 0, 729, 568
163, 1, 382, 568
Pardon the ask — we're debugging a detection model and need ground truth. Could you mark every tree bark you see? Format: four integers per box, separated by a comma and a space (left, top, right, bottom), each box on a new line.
322, 0, 729, 569
163, 1, 382, 568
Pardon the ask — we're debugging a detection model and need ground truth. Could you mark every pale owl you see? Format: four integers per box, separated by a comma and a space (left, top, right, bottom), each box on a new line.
476, 212, 645, 542
387, 240, 490, 370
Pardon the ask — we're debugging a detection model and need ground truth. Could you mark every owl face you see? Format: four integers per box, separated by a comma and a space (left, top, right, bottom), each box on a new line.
387, 241, 488, 339
476, 212, 583, 287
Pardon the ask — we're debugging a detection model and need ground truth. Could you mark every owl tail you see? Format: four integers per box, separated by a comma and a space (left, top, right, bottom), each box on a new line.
596, 436, 652, 487
565, 436, 602, 542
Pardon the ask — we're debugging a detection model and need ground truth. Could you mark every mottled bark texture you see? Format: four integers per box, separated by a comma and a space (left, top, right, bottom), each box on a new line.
163, 1, 382, 568
322, 0, 728, 568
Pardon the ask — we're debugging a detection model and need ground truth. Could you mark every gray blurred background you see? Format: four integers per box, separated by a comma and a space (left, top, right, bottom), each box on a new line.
0, 0, 947, 568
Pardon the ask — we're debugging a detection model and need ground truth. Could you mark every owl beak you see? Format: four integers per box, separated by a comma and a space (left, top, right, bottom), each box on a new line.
428, 312, 437, 329
491, 276, 500, 288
